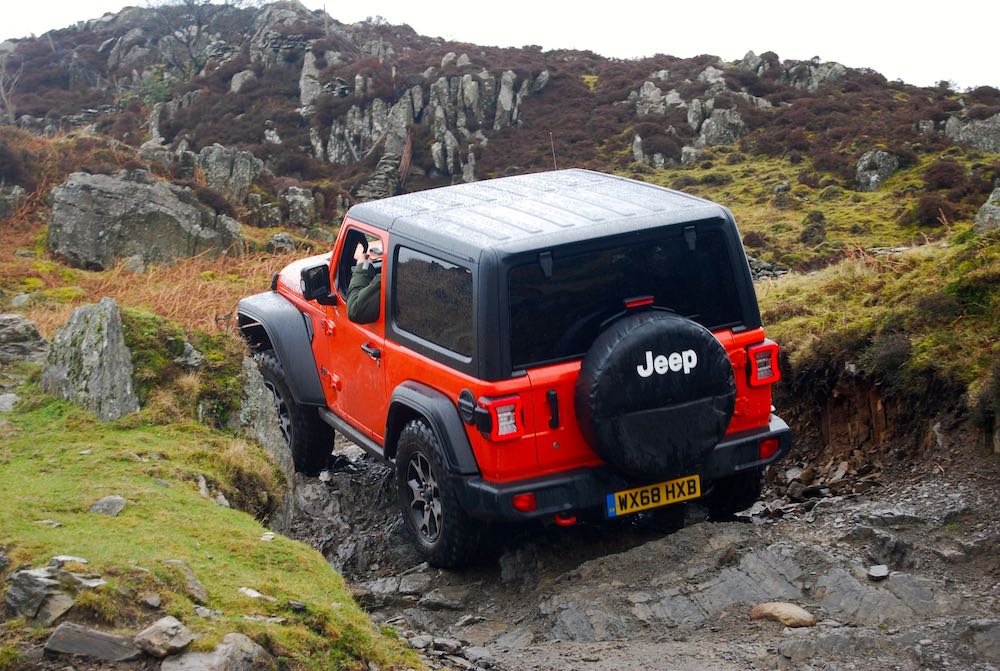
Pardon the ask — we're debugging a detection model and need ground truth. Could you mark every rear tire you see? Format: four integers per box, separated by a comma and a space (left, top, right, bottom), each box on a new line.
706, 469, 763, 520
255, 350, 332, 476
396, 419, 488, 568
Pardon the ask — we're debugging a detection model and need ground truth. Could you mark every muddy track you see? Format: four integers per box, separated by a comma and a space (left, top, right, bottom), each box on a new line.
290, 437, 1000, 670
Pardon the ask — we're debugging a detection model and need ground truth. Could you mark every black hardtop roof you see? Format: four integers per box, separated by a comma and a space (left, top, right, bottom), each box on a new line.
347, 169, 730, 261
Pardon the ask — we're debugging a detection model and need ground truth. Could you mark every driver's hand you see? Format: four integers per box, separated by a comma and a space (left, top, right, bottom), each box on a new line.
353, 243, 366, 265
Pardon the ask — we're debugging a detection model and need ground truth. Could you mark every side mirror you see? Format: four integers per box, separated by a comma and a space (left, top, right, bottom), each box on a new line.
300, 264, 337, 305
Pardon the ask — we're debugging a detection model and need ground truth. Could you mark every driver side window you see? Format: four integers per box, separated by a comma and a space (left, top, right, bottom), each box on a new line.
336, 227, 384, 324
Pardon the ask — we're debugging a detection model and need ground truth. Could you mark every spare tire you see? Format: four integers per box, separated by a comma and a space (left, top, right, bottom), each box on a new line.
574, 311, 735, 480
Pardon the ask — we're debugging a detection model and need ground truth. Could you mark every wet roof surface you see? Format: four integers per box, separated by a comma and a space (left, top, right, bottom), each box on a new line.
348, 169, 728, 260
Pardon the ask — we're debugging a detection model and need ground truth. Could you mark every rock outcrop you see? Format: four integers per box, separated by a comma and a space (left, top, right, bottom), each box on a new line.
0, 184, 26, 219
355, 153, 401, 201
782, 60, 848, 91
855, 149, 899, 192
279, 186, 316, 228
974, 188, 1000, 235
196, 144, 263, 203
696, 108, 746, 147
241, 357, 295, 533
48, 170, 242, 271
39, 298, 140, 421
945, 112, 1000, 154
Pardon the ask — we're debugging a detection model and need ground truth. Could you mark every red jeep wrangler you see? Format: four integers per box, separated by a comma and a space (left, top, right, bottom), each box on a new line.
238, 169, 791, 567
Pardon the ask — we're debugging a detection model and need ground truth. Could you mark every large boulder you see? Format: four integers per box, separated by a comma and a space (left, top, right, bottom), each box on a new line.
0, 314, 47, 364
48, 170, 242, 271
196, 144, 263, 203
855, 149, 899, 192
975, 188, 1000, 235
945, 112, 1000, 154
39, 298, 139, 421
697, 108, 746, 146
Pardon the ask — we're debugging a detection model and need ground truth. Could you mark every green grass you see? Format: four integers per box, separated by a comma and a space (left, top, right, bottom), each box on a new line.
0, 392, 416, 670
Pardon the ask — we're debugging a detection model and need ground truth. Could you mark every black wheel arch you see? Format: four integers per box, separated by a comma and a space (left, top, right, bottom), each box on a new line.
386, 381, 479, 475
237, 291, 325, 406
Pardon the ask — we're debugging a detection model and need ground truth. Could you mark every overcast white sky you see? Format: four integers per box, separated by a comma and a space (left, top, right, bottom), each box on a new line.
2, 1, 997, 90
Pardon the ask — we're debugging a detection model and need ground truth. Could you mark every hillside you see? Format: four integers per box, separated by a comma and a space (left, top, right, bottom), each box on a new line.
0, 1, 999, 669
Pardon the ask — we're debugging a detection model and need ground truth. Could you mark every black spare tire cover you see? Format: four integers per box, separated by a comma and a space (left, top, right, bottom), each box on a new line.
574, 311, 735, 480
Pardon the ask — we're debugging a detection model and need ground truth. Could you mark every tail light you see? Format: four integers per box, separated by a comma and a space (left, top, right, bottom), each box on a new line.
759, 437, 780, 460
476, 395, 525, 442
747, 340, 781, 387
512, 492, 537, 512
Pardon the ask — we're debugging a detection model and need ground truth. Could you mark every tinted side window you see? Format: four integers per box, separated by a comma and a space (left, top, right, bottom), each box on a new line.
394, 247, 473, 356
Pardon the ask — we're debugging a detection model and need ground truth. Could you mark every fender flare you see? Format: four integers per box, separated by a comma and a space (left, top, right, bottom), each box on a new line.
386, 381, 479, 475
237, 291, 326, 406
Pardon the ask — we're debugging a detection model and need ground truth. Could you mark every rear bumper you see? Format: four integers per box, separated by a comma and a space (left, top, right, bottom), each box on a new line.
456, 414, 792, 521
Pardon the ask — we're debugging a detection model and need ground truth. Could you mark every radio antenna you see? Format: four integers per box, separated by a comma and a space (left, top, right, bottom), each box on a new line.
549, 131, 558, 170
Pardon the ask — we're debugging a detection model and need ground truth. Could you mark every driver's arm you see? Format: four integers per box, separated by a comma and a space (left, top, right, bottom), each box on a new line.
347, 263, 381, 324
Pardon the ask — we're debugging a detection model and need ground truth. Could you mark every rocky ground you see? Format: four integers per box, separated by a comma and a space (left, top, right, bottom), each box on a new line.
291, 435, 1000, 671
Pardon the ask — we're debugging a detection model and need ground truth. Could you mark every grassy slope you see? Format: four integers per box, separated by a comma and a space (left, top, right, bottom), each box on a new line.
629, 147, 993, 269
0, 391, 415, 670
758, 231, 999, 409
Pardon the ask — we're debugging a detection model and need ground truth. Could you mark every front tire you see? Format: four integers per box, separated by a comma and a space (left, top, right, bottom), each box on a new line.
396, 419, 487, 568
255, 350, 332, 476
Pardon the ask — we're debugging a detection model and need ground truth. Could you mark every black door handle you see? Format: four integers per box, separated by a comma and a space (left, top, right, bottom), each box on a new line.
547, 389, 560, 428
361, 343, 382, 360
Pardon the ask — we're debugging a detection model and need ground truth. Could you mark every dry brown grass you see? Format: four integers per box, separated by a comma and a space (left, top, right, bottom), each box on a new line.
20, 251, 303, 337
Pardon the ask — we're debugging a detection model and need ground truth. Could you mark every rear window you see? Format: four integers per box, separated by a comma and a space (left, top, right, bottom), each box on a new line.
394, 247, 474, 356
509, 227, 744, 368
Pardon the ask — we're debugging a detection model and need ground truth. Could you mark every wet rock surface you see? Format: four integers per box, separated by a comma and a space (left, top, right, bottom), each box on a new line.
290, 433, 1000, 670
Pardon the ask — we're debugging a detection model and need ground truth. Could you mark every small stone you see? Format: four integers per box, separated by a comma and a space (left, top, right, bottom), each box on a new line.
464, 646, 495, 666
750, 602, 817, 627
398, 572, 432, 596
194, 606, 218, 618
261, 532, 276, 542
44, 622, 141, 662
919, 638, 933, 646
142, 593, 162, 609
213, 492, 230, 508
89, 495, 127, 516
243, 615, 286, 624
418, 586, 468, 611
155, 479, 170, 488
868, 564, 890, 581
433, 637, 462, 653
165, 560, 208, 604
49, 555, 88, 568
287, 600, 307, 612
455, 615, 485, 627
239, 587, 276, 602
36, 519, 62, 528
444, 655, 475, 670
162, 632, 274, 671
134, 616, 195, 657
79, 449, 92, 455
408, 635, 433, 649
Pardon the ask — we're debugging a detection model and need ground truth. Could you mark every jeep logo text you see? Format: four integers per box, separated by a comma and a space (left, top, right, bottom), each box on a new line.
636, 349, 698, 377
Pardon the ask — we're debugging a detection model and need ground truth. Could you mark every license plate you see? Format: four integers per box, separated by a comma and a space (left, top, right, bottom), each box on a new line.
605, 475, 701, 518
